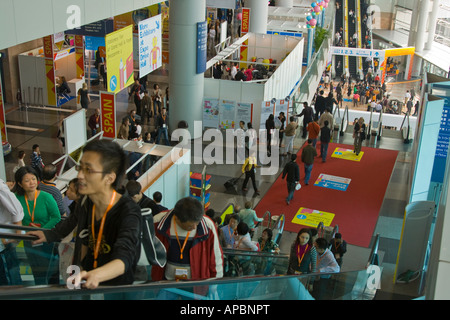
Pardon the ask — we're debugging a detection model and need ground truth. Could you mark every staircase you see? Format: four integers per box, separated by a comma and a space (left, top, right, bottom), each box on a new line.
347, 0, 358, 81
334, 0, 344, 79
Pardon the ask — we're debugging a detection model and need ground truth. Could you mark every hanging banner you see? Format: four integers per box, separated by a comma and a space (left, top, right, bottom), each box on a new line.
260, 101, 275, 132
75, 35, 85, 79
240, 8, 250, 69
138, 14, 162, 78
100, 91, 116, 139
203, 98, 220, 128
105, 25, 134, 93
43, 35, 57, 106
197, 21, 208, 74
274, 99, 289, 118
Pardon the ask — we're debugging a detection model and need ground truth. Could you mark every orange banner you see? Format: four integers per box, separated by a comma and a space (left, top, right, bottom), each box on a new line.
43, 35, 57, 106
75, 35, 85, 79
100, 92, 116, 139
240, 8, 250, 69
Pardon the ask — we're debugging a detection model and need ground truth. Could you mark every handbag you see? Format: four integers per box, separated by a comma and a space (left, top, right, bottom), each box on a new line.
138, 208, 167, 268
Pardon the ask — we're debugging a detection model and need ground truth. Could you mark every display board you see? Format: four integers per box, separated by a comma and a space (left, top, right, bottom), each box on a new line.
203, 98, 253, 130
260, 101, 275, 131
105, 25, 134, 93
138, 14, 162, 78
64, 109, 87, 155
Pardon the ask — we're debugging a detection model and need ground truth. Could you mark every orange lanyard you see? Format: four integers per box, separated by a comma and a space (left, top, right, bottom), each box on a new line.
173, 217, 190, 260
91, 191, 117, 269
297, 244, 309, 267
24, 190, 38, 223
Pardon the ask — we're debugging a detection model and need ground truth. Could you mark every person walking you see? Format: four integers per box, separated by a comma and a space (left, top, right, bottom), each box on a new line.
296, 102, 314, 139
282, 154, 300, 205
301, 139, 317, 185
282, 116, 298, 156
320, 120, 332, 162
241, 152, 260, 195
353, 117, 366, 156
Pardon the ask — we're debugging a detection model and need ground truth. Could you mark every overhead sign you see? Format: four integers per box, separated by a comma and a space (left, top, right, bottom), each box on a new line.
314, 173, 351, 191
105, 25, 134, 93
291, 207, 335, 228
138, 14, 162, 78
330, 46, 384, 59
197, 21, 208, 74
206, 0, 237, 9
100, 91, 116, 139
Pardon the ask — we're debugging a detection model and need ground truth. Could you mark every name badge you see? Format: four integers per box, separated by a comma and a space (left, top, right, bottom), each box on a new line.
163, 124, 166, 128
96, 124, 99, 128
175, 268, 188, 280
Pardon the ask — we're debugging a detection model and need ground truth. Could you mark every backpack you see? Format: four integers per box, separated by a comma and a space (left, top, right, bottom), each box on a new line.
138, 208, 167, 268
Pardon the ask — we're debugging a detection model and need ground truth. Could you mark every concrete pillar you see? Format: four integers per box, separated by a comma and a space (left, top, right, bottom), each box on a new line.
247, 0, 268, 34
415, 0, 430, 52
425, 0, 440, 50
275, 0, 294, 7
408, 0, 420, 47
169, 0, 205, 139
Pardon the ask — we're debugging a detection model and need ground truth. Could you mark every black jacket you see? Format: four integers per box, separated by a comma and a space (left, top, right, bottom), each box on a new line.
44, 195, 142, 286
282, 161, 300, 183
320, 126, 331, 143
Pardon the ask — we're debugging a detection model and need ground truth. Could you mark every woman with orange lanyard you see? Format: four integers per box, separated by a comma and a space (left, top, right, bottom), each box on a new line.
27, 140, 142, 290
287, 228, 317, 275
13, 166, 61, 285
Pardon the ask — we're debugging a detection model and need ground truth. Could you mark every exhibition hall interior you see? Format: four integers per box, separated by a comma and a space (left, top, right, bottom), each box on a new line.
0, 0, 449, 301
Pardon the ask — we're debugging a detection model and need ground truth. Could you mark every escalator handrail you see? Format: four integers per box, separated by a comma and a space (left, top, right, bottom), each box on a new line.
367, 233, 380, 266
222, 248, 289, 259
0, 223, 47, 232
0, 232, 39, 242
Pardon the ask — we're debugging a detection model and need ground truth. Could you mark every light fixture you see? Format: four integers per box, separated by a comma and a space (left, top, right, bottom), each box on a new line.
271, 98, 277, 104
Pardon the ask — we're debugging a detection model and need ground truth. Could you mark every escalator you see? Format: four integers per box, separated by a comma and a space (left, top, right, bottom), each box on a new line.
334, 1, 344, 79
0, 223, 382, 301
347, 0, 358, 80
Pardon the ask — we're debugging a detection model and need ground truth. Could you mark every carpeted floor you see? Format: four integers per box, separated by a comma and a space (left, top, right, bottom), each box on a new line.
255, 142, 399, 248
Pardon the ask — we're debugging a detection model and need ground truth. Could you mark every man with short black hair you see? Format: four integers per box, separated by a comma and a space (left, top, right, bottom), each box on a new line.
301, 139, 317, 185
152, 197, 224, 281
152, 191, 167, 215
282, 154, 300, 205
125, 180, 159, 214
39, 164, 69, 217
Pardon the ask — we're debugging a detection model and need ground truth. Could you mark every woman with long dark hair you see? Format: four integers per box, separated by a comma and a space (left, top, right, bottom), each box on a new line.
287, 228, 317, 274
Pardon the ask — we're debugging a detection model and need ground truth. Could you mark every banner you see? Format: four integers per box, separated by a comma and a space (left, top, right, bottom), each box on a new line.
105, 25, 134, 93
236, 102, 253, 127
203, 98, 220, 128
274, 99, 289, 118
219, 100, 236, 129
43, 35, 57, 106
75, 35, 85, 79
240, 8, 250, 69
260, 101, 275, 132
197, 21, 208, 74
138, 15, 162, 78
100, 91, 116, 139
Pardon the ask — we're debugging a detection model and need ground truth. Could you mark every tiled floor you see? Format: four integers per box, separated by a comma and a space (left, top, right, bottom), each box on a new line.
2, 76, 421, 299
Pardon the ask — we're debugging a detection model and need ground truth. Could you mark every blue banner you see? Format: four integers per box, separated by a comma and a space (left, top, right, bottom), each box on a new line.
197, 21, 207, 74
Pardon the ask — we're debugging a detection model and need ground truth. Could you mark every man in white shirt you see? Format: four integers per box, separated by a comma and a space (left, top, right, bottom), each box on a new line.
0, 179, 24, 285
312, 237, 340, 299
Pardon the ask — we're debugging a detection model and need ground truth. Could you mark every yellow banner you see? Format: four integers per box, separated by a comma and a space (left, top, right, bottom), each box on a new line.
105, 25, 134, 93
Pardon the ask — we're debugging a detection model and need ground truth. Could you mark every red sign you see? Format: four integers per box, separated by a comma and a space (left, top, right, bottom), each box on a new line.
100, 92, 116, 139
241, 8, 250, 34
43, 35, 53, 59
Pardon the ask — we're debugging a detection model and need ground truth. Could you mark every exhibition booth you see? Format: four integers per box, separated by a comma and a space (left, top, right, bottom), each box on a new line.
204, 32, 304, 132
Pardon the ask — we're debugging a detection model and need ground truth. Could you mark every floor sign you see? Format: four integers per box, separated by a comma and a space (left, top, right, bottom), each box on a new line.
314, 173, 351, 191
331, 147, 364, 161
291, 207, 335, 227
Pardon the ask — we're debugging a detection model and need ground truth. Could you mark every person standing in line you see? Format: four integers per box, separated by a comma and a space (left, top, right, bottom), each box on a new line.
275, 112, 286, 148
301, 139, 317, 185
320, 120, 331, 162
312, 237, 340, 300
282, 116, 298, 156
141, 90, 152, 121
77, 83, 91, 110
241, 152, 260, 195
39, 164, 69, 217
0, 179, 24, 286
152, 84, 163, 116
353, 117, 366, 156
282, 154, 300, 205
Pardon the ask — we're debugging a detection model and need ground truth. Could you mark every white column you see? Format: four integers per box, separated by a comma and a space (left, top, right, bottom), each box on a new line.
275, 0, 294, 7
425, 0, 440, 50
169, 0, 205, 139
408, 0, 420, 47
247, 0, 269, 34
415, 0, 430, 52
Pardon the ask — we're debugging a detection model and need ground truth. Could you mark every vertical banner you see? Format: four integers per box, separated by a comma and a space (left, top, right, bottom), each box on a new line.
274, 99, 289, 118
236, 102, 253, 126
197, 21, 208, 74
105, 25, 134, 93
240, 8, 250, 69
75, 35, 85, 79
219, 100, 237, 129
0, 77, 6, 143
203, 98, 220, 128
138, 14, 162, 78
260, 101, 275, 131
100, 91, 116, 139
43, 35, 57, 106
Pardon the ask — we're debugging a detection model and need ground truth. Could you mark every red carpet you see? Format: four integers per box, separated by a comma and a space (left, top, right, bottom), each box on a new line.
255, 143, 398, 248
